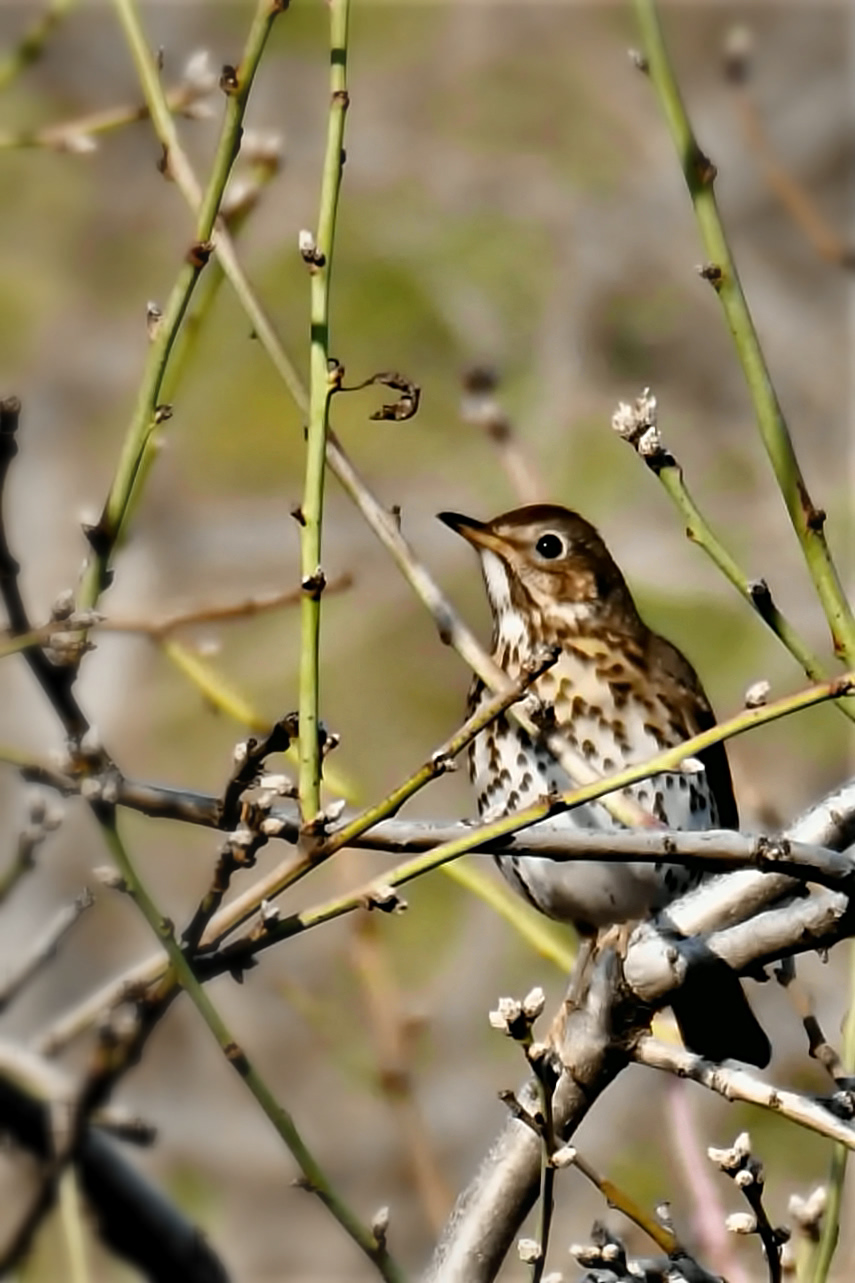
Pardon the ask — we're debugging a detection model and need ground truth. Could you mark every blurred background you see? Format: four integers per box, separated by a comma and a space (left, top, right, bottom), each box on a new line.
0, 2, 852, 1279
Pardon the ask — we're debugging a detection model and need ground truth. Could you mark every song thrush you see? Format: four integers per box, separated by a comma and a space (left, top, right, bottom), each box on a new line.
439, 503, 770, 1067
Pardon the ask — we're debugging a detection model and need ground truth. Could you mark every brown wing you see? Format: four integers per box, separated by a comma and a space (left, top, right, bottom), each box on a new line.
647, 632, 739, 830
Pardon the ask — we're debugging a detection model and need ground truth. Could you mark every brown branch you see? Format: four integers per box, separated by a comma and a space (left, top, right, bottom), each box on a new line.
460, 367, 545, 503
0, 398, 90, 741
723, 34, 854, 270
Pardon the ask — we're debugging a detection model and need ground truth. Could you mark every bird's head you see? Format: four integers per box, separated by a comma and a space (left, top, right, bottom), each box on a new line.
438, 504, 636, 630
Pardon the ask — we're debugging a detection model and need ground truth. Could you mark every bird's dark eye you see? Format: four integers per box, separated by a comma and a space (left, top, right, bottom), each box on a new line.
535, 533, 565, 560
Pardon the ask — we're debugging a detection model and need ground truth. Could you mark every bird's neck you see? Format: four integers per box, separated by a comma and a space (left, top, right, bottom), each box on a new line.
482, 551, 599, 673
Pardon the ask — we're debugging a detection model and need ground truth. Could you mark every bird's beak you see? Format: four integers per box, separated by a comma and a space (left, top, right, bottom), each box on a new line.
437, 511, 507, 555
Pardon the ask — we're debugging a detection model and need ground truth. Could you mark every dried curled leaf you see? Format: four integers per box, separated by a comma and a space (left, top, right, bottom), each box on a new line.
338, 370, 421, 422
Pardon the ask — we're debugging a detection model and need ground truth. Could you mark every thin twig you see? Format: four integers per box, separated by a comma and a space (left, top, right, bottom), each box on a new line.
82, 0, 286, 612
0, 0, 76, 93
460, 367, 544, 503
612, 389, 855, 724
103, 577, 351, 639
0, 75, 216, 153
0, 891, 93, 1011
0, 399, 89, 740
97, 810, 406, 1283
724, 48, 855, 270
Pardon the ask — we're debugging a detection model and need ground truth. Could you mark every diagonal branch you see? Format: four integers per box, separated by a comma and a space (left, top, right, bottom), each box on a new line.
633, 0, 855, 666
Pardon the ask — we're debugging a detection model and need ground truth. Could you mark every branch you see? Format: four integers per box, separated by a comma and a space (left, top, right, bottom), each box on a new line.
0, 890, 93, 1011
298, 0, 350, 822
0, 1067, 228, 1281
96, 809, 406, 1283
636, 1038, 855, 1152
83, 0, 287, 611
104, 21, 653, 836
612, 389, 855, 724
0, 0, 76, 93
0, 398, 89, 740
633, 0, 855, 666
421, 781, 855, 1282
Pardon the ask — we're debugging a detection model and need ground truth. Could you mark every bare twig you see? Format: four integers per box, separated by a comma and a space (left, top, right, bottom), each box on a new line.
0, 0, 76, 93
460, 367, 544, 503
0, 398, 90, 740
0, 891, 93, 1010
350, 913, 452, 1233
722, 31, 855, 270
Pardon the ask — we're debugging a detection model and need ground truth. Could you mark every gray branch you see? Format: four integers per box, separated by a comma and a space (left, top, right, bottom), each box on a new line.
421, 780, 855, 1283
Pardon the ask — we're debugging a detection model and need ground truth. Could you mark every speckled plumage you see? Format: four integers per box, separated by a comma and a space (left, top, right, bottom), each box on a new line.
440, 504, 770, 1067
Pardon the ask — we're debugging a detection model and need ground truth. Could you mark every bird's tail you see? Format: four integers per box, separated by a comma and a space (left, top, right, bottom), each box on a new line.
670, 946, 770, 1068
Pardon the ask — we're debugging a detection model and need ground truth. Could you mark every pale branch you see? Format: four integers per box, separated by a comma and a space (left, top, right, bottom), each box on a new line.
0, 64, 218, 153
459, 366, 545, 504
422, 953, 628, 1283
0, 0, 76, 93
84, 0, 288, 612
636, 1038, 855, 1152
0, 890, 93, 1010
722, 35, 855, 270
100, 576, 351, 638
18, 768, 855, 1061
421, 785, 855, 1282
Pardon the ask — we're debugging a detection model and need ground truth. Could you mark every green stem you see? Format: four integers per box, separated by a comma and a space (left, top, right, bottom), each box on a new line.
634, 0, 855, 667
228, 670, 855, 957
298, 0, 350, 823
98, 812, 405, 1283
0, 0, 75, 93
213, 652, 557, 941
811, 940, 855, 1283
654, 459, 855, 724
82, 0, 284, 611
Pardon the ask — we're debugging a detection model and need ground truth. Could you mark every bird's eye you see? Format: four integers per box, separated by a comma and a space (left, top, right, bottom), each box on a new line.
535, 533, 565, 560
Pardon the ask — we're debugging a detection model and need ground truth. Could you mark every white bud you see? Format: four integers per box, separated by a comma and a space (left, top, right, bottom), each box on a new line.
726, 1212, 757, 1235
744, 679, 771, 709
299, 229, 317, 256
260, 816, 287, 837
243, 128, 284, 164
260, 900, 280, 926
371, 1205, 390, 1243
550, 1144, 577, 1169
522, 986, 546, 1019
182, 49, 217, 94
51, 589, 75, 620
62, 133, 97, 155
80, 726, 102, 756
517, 1238, 542, 1263
789, 1185, 827, 1231
489, 996, 522, 1033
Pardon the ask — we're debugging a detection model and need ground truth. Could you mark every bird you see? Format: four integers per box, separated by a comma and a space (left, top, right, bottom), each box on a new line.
439, 503, 770, 1067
